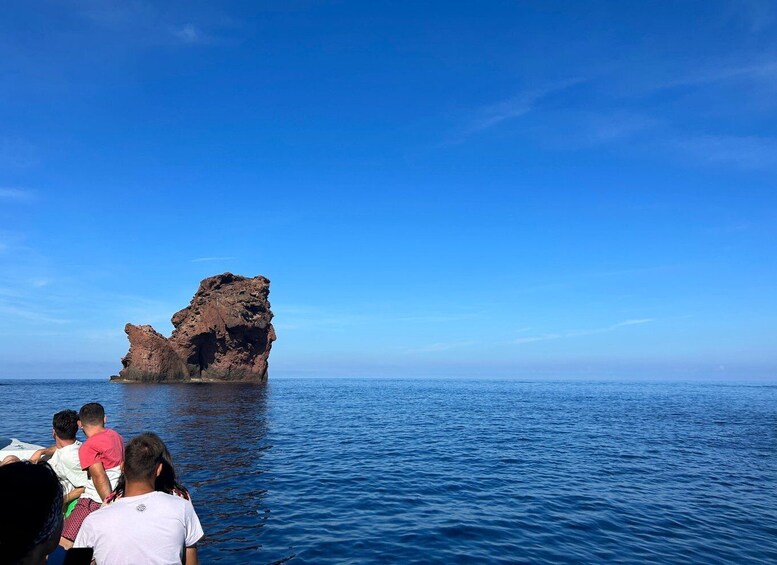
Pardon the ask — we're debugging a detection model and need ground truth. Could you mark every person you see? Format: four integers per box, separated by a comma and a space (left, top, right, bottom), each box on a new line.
73, 433, 203, 564
0, 462, 63, 564
29, 410, 88, 510
60, 403, 124, 549
108, 432, 191, 502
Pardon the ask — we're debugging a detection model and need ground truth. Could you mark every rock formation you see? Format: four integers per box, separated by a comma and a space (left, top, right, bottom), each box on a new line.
112, 273, 275, 383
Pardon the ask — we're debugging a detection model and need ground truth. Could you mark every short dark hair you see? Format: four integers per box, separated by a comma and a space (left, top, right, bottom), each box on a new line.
0, 462, 63, 563
78, 403, 105, 426
123, 433, 164, 482
52, 410, 78, 440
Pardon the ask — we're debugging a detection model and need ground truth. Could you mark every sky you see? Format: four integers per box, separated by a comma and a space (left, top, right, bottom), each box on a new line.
1, 0, 776, 380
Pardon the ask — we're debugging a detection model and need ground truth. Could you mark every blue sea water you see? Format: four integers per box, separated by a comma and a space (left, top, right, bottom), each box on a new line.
2, 378, 776, 564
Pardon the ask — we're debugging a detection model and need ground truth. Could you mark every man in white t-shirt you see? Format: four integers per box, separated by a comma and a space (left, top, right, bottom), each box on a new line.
74, 433, 204, 564
30, 410, 88, 506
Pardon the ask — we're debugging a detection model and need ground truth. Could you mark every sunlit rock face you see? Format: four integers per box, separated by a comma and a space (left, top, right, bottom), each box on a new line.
112, 273, 276, 383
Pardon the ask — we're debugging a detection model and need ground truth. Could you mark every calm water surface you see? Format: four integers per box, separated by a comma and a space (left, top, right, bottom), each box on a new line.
2, 378, 776, 563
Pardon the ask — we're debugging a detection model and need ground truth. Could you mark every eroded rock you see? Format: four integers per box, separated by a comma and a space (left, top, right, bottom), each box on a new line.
112, 273, 275, 383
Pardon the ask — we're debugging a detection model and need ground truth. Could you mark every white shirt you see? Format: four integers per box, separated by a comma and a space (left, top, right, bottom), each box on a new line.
82, 465, 122, 502
49, 441, 87, 495
74, 491, 204, 565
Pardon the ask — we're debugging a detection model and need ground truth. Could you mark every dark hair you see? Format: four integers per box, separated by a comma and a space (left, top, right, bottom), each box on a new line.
78, 402, 105, 426
112, 432, 190, 500
123, 433, 164, 482
52, 410, 79, 441
0, 462, 63, 564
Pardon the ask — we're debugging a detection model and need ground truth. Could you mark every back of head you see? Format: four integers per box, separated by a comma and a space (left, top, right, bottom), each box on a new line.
78, 402, 105, 427
52, 410, 79, 441
0, 463, 63, 565
124, 433, 165, 483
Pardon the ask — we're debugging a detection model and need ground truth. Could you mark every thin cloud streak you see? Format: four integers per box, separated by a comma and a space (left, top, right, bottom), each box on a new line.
0, 302, 71, 325
450, 79, 584, 143
0, 188, 34, 201
190, 256, 235, 263
656, 60, 777, 90
668, 134, 777, 170
514, 318, 655, 345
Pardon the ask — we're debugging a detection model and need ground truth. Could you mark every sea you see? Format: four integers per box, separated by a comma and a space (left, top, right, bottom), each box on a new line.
2, 378, 776, 564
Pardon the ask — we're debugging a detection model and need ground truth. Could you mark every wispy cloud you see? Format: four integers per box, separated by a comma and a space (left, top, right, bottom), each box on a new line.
393, 313, 479, 324
655, 60, 777, 91
668, 134, 777, 170
514, 318, 655, 345
451, 79, 583, 143
190, 256, 235, 263
0, 188, 35, 202
514, 334, 562, 344
75, 2, 219, 46
0, 302, 70, 325
612, 318, 655, 327
173, 24, 206, 44
578, 112, 659, 145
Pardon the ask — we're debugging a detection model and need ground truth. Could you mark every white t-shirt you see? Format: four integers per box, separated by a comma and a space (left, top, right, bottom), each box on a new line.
82, 465, 122, 502
74, 491, 204, 565
49, 441, 87, 494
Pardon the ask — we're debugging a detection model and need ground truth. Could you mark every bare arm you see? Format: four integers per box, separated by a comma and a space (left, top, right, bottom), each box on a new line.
30, 445, 56, 463
184, 546, 199, 565
88, 462, 111, 502
64, 486, 85, 505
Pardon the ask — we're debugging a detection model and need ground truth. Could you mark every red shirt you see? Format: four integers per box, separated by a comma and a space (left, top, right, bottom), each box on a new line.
79, 429, 124, 470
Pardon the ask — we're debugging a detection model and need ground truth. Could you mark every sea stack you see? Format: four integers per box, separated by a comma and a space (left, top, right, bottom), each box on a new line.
112, 273, 276, 383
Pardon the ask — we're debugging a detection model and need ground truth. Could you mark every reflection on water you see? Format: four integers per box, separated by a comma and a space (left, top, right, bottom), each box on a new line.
114, 383, 272, 561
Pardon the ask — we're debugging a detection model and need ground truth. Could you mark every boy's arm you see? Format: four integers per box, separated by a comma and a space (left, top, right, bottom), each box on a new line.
87, 462, 112, 501
29, 445, 56, 463
64, 486, 85, 504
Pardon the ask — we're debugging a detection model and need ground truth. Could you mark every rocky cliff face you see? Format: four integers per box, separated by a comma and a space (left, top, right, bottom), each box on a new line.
112, 273, 275, 383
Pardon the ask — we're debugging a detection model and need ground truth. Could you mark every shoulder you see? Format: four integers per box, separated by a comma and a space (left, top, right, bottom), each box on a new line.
151, 491, 188, 507
148, 492, 195, 518
62, 442, 81, 455
81, 434, 100, 451
106, 429, 124, 445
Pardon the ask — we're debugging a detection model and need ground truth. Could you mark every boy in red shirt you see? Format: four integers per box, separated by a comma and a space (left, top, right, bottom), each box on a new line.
60, 402, 124, 549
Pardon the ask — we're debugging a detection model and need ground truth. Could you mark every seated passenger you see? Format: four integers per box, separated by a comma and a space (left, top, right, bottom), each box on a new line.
30, 410, 88, 509
107, 432, 191, 502
60, 403, 124, 549
0, 462, 63, 564
74, 433, 204, 565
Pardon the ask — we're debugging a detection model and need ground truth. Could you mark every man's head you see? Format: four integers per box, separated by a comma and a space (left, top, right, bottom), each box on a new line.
78, 402, 106, 428
123, 433, 165, 484
52, 409, 79, 441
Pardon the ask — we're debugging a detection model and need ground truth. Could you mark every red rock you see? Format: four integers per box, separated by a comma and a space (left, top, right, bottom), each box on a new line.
112, 273, 275, 383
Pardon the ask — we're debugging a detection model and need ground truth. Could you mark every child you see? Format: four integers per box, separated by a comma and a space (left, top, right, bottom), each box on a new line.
59, 403, 124, 549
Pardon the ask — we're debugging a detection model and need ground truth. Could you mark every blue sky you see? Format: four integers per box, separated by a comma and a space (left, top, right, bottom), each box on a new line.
1, 1, 776, 380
